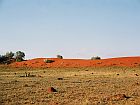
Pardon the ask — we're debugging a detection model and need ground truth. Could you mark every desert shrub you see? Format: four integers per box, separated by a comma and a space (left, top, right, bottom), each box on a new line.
0, 51, 25, 64
0, 55, 16, 64
0, 52, 16, 64
0, 55, 2, 60
16, 58, 23, 62
5, 51, 14, 59
91, 56, 101, 60
44, 59, 54, 63
15, 51, 25, 62
57, 55, 63, 59
20, 72, 36, 77
0, 55, 7, 64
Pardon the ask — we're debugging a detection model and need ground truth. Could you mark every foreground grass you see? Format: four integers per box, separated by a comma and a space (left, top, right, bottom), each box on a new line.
0, 66, 140, 105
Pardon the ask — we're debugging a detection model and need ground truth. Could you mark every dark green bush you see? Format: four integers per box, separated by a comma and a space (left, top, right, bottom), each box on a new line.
57, 55, 63, 59
15, 51, 25, 62
5, 51, 14, 59
0, 55, 7, 64
91, 56, 101, 60
0, 51, 25, 64
44, 59, 54, 63
16, 58, 23, 62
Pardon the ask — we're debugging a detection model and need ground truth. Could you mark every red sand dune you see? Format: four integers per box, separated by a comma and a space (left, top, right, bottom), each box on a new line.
10, 57, 140, 68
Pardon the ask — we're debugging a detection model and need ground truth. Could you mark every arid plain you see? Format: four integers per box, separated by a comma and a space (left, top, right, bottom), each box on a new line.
1, 57, 140, 105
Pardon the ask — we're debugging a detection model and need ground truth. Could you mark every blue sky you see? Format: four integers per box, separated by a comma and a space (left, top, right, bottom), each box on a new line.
0, 0, 140, 59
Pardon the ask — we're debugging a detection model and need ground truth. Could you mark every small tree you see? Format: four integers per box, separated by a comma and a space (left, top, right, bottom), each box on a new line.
0, 55, 2, 59
57, 55, 63, 59
0, 55, 7, 64
91, 56, 101, 60
15, 51, 25, 62
0, 55, 3, 63
5, 51, 14, 59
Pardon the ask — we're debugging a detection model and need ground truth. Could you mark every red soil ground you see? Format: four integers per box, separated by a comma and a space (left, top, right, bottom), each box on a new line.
10, 57, 140, 68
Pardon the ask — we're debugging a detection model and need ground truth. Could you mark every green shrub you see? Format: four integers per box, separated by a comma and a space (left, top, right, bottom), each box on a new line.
0, 51, 25, 64
0, 55, 7, 64
5, 51, 14, 59
91, 56, 101, 60
57, 55, 63, 59
16, 58, 23, 62
44, 59, 54, 63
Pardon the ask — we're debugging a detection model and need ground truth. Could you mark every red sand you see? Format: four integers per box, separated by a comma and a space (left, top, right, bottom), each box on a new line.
10, 57, 140, 68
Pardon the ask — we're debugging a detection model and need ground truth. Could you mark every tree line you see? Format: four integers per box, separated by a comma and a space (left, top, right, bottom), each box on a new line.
0, 51, 25, 64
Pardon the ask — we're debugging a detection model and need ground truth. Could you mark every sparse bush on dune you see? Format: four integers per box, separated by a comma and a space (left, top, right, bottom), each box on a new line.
5, 51, 14, 59
0, 51, 25, 64
0, 55, 7, 64
91, 56, 101, 60
15, 51, 25, 62
57, 55, 63, 59
44, 59, 55, 63
0, 51, 15, 64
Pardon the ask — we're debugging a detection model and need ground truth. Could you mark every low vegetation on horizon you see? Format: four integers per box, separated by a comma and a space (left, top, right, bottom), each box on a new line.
0, 51, 25, 64
0, 52, 140, 105
1, 51, 140, 68
0, 51, 102, 65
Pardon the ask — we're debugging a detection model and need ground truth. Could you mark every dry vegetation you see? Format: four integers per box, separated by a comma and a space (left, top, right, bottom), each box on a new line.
0, 66, 140, 105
